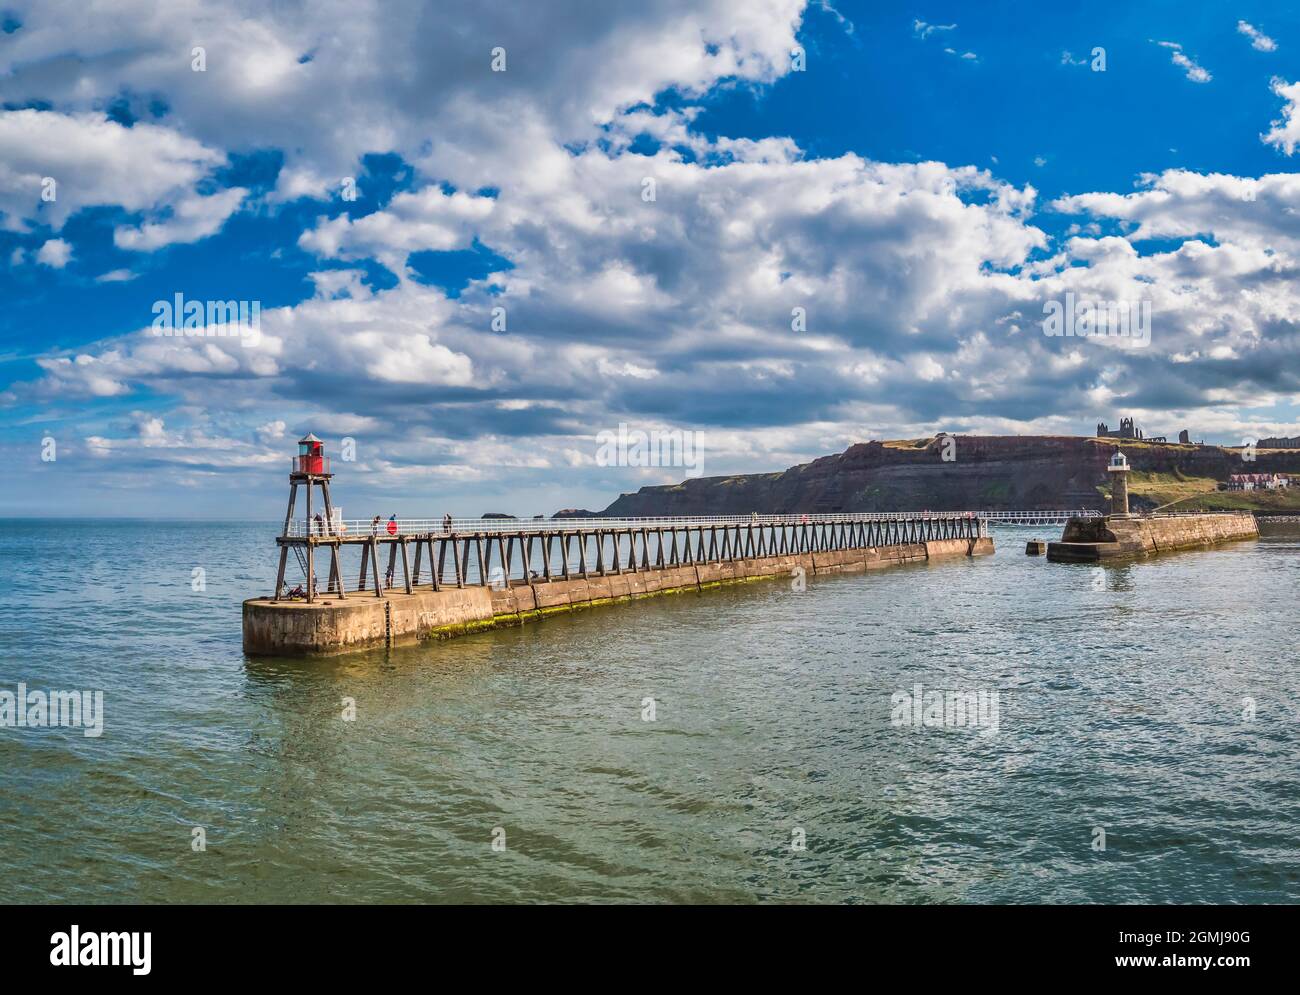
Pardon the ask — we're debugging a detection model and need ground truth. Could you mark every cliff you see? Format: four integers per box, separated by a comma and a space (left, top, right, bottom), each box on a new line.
561, 436, 1300, 516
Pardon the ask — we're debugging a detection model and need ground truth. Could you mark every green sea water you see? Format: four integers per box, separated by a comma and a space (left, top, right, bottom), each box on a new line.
1, 519, 1297, 903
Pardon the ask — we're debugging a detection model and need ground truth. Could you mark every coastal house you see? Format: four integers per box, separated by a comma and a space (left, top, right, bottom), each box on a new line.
1227, 473, 1291, 491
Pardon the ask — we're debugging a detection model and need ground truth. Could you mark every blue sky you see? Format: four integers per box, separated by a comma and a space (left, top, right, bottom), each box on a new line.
3, 0, 1300, 517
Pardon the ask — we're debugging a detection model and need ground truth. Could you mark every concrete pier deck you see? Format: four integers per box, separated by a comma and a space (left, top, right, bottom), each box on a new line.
1046, 512, 1258, 562
245, 536, 993, 656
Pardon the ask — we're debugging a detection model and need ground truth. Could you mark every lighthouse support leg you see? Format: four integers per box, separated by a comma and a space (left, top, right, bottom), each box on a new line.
330, 544, 347, 600
304, 485, 315, 604
282, 483, 298, 537
320, 480, 335, 536
306, 543, 315, 604
274, 546, 288, 601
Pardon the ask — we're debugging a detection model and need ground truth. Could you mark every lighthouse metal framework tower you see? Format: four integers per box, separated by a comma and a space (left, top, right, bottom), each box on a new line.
275, 433, 338, 603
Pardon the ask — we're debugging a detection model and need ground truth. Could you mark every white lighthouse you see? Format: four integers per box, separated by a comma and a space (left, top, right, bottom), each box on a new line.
1107, 448, 1131, 519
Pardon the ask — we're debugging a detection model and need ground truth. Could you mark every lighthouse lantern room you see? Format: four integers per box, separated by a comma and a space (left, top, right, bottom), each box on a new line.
294, 433, 328, 476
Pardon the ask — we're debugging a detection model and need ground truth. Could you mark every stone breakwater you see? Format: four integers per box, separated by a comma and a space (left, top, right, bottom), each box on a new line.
244, 536, 993, 657
1046, 512, 1258, 562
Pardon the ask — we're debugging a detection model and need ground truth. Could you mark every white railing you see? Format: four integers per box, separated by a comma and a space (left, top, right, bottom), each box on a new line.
284, 509, 1096, 538
980, 509, 1102, 523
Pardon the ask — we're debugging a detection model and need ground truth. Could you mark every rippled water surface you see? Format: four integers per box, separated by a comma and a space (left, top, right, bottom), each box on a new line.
1, 519, 1298, 903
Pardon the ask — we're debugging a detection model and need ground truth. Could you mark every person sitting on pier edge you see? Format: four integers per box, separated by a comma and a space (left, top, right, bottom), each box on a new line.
286, 583, 305, 599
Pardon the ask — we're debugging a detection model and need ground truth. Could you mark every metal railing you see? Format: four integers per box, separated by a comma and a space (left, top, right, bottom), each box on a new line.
979, 509, 1101, 524
275, 512, 992, 600
1144, 510, 1256, 518
285, 509, 1095, 538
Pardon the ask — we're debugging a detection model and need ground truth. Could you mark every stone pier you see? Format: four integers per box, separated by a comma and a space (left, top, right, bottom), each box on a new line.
1046, 512, 1258, 562
244, 535, 994, 656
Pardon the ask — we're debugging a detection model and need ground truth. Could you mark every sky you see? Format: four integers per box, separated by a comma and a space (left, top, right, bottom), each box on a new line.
3, 0, 1300, 518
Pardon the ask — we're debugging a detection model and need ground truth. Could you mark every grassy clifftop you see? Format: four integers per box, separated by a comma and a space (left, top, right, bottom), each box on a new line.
1117, 469, 1300, 513
572, 436, 1300, 517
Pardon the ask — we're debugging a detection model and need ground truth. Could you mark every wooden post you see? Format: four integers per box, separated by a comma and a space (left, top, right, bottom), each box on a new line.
305, 484, 315, 604
274, 545, 288, 600
320, 479, 336, 537
358, 540, 370, 590
282, 482, 298, 538
400, 539, 412, 594
371, 537, 383, 597
412, 538, 423, 585
326, 542, 339, 593
331, 544, 348, 600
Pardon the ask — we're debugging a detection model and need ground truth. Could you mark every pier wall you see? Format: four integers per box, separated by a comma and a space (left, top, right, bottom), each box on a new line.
1047, 512, 1257, 562
244, 536, 993, 657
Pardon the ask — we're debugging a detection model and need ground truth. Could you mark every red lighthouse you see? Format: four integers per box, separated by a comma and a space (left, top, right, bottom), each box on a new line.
275, 433, 338, 603
295, 433, 327, 475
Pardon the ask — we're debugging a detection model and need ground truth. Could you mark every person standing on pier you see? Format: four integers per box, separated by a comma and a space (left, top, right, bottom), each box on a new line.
443, 513, 453, 533
370, 515, 381, 537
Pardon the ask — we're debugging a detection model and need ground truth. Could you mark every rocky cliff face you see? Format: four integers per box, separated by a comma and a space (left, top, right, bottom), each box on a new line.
562, 437, 1300, 516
